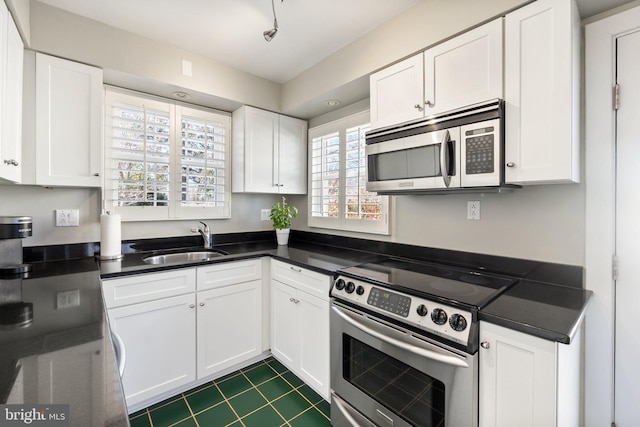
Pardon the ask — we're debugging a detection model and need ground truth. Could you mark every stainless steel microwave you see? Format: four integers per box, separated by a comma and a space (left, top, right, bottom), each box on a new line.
365, 99, 518, 194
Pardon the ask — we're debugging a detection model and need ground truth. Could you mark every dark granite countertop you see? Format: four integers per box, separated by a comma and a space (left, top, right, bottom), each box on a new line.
0, 261, 129, 427
99, 239, 384, 279
98, 236, 591, 344
1, 232, 591, 427
479, 279, 592, 344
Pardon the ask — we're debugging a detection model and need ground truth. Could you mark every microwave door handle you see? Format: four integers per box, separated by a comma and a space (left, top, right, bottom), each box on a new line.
440, 130, 451, 187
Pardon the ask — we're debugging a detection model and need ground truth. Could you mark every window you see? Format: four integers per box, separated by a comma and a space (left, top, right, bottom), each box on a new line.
104, 87, 231, 220
308, 111, 390, 234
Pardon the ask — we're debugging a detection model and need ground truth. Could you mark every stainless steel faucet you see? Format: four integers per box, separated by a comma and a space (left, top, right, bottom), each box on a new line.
191, 221, 211, 249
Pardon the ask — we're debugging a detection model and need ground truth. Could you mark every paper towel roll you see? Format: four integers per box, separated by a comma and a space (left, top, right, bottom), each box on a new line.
100, 214, 122, 258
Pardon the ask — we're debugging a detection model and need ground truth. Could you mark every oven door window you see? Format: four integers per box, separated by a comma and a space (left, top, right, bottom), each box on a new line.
367, 142, 455, 182
343, 335, 445, 426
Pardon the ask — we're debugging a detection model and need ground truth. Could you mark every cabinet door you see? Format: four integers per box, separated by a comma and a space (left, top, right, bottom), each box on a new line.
479, 322, 556, 427
370, 54, 424, 130
107, 293, 196, 408
0, 13, 23, 183
270, 280, 298, 368
35, 53, 103, 186
197, 281, 262, 378
504, 0, 580, 184
278, 115, 307, 194
298, 291, 330, 400
424, 18, 503, 116
242, 106, 278, 193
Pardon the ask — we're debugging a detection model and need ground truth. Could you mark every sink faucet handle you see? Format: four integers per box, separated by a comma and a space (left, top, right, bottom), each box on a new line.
199, 221, 210, 233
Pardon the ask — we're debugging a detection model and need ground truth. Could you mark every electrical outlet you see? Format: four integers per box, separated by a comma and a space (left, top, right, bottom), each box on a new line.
261, 209, 271, 221
467, 201, 480, 220
57, 289, 80, 309
55, 210, 79, 227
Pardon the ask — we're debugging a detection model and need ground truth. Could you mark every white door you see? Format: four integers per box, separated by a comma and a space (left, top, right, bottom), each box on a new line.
298, 291, 330, 400
424, 18, 502, 117
369, 54, 424, 130
197, 281, 262, 378
270, 280, 298, 368
615, 29, 640, 426
107, 293, 196, 408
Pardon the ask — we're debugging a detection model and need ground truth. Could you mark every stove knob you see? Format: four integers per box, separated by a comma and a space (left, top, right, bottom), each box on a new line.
416, 304, 428, 317
334, 278, 345, 291
356, 285, 365, 295
345, 281, 356, 294
449, 314, 468, 332
431, 308, 448, 325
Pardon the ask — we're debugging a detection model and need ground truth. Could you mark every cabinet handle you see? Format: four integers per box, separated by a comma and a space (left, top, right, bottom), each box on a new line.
425, 100, 435, 108
289, 297, 300, 304
413, 104, 423, 112
290, 266, 302, 273
189, 304, 195, 308
480, 341, 490, 349
93, 173, 100, 177
3, 159, 18, 166
506, 162, 515, 168
199, 302, 205, 307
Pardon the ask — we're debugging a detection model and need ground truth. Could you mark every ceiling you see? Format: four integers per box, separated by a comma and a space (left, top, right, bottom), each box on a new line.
34, 0, 419, 84
34, 0, 635, 117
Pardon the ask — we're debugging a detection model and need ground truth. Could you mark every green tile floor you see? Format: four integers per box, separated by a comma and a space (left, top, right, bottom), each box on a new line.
128, 357, 331, 427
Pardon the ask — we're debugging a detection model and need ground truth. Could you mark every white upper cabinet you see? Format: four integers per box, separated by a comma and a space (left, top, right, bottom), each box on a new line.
0, 2, 23, 183
35, 53, 103, 187
370, 54, 424, 130
232, 105, 307, 194
424, 18, 503, 117
504, 0, 580, 184
370, 18, 503, 130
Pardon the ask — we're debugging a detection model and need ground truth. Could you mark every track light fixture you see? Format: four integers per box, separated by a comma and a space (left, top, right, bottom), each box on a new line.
264, 0, 283, 42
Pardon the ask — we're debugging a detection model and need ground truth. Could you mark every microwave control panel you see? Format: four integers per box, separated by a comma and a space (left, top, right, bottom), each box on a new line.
465, 126, 495, 175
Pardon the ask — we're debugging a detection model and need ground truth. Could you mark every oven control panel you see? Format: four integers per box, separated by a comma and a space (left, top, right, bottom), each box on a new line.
332, 276, 472, 346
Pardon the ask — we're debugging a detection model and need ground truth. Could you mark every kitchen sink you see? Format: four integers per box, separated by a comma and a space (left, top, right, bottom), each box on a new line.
142, 250, 227, 265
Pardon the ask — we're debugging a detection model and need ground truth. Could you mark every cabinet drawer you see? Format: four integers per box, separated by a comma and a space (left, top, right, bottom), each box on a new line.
197, 258, 263, 291
102, 269, 196, 308
271, 260, 331, 301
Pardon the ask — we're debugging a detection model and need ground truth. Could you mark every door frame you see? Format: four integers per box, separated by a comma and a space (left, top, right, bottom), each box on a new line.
585, 4, 640, 426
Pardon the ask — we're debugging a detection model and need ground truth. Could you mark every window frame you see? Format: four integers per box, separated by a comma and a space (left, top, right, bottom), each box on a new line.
307, 110, 390, 235
103, 87, 231, 221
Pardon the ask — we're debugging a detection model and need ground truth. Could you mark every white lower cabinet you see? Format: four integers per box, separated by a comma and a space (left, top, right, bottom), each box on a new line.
102, 259, 264, 411
479, 321, 582, 427
196, 260, 263, 378
107, 293, 197, 407
270, 260, 330, 400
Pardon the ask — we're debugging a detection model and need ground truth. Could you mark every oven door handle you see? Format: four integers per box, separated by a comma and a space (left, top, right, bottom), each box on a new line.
332, 393, 369, 427
440, 129, 452, 188
332, 305, 469, 368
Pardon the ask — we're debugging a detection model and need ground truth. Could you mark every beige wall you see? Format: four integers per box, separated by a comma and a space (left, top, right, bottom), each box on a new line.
288, 182, 585, 266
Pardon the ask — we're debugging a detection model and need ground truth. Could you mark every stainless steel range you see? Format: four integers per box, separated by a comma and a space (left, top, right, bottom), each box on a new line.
330, 257, 515, 427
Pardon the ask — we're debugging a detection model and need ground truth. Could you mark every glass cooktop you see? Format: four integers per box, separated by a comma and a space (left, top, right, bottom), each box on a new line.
339, 257, 517, 310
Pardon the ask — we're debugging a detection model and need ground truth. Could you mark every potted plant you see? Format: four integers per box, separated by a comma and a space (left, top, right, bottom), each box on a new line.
270, 196, 298, 245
